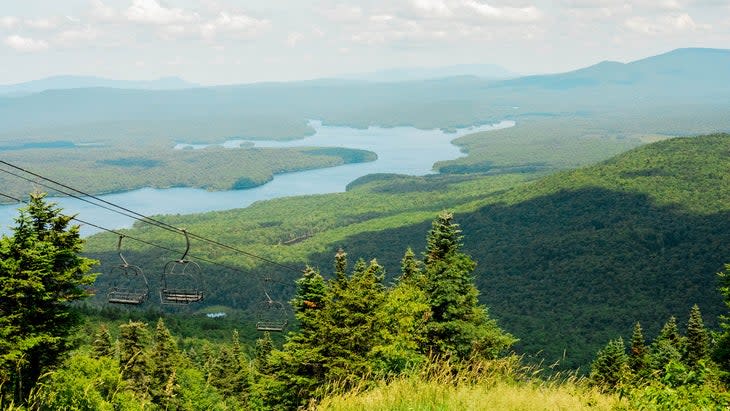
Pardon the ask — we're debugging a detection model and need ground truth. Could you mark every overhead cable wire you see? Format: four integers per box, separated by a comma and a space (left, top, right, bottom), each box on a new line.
0, 160, 302, 274
0, 190, 296, 287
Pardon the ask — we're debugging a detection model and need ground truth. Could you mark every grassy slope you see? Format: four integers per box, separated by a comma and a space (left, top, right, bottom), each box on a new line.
84, 133, 730, 370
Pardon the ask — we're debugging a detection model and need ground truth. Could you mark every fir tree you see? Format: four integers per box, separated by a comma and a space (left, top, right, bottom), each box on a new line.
684, 304, 709, 368
590, 337, 631, 390
0, 193, 98, 404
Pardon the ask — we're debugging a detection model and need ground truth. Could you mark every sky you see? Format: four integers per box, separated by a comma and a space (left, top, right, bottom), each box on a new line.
1, 0, 729, 85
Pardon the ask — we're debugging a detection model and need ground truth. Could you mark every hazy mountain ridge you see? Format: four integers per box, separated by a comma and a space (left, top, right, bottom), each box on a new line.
1, 48, 727, 142
499, 47, 730, 91
0, 75, 198, 96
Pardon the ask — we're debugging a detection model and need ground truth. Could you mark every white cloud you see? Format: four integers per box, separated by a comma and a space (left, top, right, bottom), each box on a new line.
287, 32, 303, 47
321, 5, 363, 22
410, 0, 453, 18
4, 34, 49, 52
24, 18, 60, 30
625, 12, 707, 35
125, 0, 198, 25
90, 0, 117, 21
54, 26, 99, 47
200, 12, 270, 40
0, 16, 19, 29
463, 1, 542, 22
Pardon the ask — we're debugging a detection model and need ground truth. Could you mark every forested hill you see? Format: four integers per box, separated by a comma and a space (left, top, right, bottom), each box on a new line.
327, 133, 730, 368
85, 133, 730, 370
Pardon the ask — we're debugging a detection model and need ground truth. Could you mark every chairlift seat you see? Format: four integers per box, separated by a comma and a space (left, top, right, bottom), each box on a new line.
108, 289, 148, 305
160, 288, 204, 304
256, 320, 287, 332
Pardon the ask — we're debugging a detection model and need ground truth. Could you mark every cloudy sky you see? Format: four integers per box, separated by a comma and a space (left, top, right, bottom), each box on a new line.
1, 0, 729, 85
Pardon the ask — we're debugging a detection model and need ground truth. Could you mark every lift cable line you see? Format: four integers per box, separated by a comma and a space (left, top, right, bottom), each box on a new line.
0, 160, 302, 274
0, 191, 294, 288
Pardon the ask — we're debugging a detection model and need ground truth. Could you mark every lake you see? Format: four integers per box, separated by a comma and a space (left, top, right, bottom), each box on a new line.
0, 120, 514, 236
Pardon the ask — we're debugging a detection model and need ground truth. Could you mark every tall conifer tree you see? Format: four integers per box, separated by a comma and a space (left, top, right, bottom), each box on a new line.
685, 304, 709, 368
422, 211, 515, 359
629, 322, 648, 375
0, 193, 97, 403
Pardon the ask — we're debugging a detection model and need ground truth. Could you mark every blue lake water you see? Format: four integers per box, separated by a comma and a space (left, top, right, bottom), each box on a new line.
0, 120, 514, 236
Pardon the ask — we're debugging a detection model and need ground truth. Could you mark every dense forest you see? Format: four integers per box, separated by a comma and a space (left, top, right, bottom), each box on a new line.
1, 194, 729, 409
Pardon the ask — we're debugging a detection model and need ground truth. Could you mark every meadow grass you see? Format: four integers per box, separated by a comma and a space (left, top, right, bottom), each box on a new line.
314, 358, 624, 411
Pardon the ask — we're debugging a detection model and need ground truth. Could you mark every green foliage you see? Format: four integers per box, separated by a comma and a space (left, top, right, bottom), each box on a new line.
628, 360, 730, 411
715, 264, 730, 374
0, 193, 98, 405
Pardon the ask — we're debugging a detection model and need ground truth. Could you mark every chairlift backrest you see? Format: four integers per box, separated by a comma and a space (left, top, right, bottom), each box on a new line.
159, 229, 204, 305
107, 235, 149, 305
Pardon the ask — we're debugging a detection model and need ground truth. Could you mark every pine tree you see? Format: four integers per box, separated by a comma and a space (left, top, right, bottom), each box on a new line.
92, 324, 115, 359
684, 304, 709, 368
590, 337, 630, 390
422, 211, 515, 360
0, 193, 98, 404
629, 322, 648, 375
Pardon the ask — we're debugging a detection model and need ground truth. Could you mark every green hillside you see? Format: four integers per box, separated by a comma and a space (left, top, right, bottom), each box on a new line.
84, 133, 730, 369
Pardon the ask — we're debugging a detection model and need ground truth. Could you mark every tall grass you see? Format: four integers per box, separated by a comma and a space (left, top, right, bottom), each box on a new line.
313, 357, 624, 411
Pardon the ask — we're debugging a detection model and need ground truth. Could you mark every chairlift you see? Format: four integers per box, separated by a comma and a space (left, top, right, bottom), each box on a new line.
107, 235, 149, 305
160, 229, 204, 305
255, 276, 288, 332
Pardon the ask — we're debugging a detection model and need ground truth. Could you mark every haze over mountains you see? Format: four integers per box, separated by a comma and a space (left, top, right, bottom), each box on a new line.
0, 47, 727, 144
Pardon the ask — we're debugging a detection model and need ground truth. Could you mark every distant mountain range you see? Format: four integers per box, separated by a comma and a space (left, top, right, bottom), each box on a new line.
0, 75, 198, 96
340, 63, 518, 82
501, 48, 730, 91
0, 48, 727, 140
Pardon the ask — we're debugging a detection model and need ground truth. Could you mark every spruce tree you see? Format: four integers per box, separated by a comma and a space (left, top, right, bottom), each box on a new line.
254, 332, 274, 374
685, 304, 709, 368
334, 248, 348, 282
92, 324, 115, 359
590, 337, 630, 390
149, 318, 180, 408
422, 211, 515, 360
118, 321, 150, 396
649, 316, 684, 375
629, 322, 648, 375
0, 193, 97, 403
399, 247, 422, 285
714, 264, 730, 372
